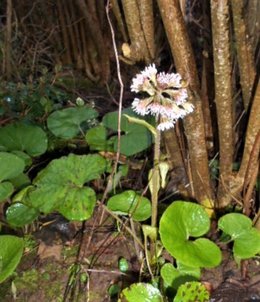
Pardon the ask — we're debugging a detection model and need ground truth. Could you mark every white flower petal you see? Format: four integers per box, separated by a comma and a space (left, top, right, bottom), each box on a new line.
157, 119, 176, 131
157, 72, 182, 88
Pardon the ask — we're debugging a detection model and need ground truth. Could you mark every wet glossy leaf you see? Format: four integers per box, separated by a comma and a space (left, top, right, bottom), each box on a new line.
47, 107, 98, 139
107, 190, 151, 221
0, 123, 47, 156
159, 201, 221, 268
0, 235, 24, 283
218, 213, 253, 238
6, 203, 39, 227
118, 257, 129, 272
119, 283, 163, 302
219, 213, 260, 259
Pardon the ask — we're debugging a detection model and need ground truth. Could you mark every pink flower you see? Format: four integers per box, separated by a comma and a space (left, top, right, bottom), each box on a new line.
131, 64, 194, 131
157, 72, 182, 89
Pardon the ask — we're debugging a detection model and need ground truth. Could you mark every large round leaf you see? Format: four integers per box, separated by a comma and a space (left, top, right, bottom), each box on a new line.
47, 107, 98, 139
119, 283, 163, 302
159, 201, 221, 268
0, 123, 47, 156
107, 190, 151, 221
6, 203, 39, 227
103, 108, 153, 156
26, 154, 107, 221
0, 235, 24, 283
0, 152, 25, 182
218, 213, 260, 259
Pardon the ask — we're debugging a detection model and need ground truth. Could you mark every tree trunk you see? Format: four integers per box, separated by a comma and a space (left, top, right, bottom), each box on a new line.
211, 0, 234, 207
157, 0, 213, 204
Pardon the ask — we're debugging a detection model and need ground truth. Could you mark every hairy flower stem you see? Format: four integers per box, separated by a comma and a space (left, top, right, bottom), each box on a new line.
149, 125, 161, 267
151, 128, 161, 228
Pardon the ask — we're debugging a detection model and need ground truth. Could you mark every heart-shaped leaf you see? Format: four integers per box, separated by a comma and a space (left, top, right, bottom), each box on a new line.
103, 108, 153, 156
47, 107, 98, 139
0, 235, 24, 283
6, 203, 39, 227
218, 213, 260, 259
159, 201, 221, 268
0, 123, 47, 156
24, 154, 107, 221
107, 190, 151, 221
119, 283, 163, 302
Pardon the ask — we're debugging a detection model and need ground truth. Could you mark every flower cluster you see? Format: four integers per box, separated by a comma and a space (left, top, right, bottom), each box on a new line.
130, 64, 194, 131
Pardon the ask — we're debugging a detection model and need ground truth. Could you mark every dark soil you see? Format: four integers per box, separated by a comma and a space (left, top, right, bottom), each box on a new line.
1, 209, 259, 302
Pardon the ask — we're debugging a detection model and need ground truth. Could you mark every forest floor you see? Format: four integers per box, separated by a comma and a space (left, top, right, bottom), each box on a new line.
0, 208, 259, 302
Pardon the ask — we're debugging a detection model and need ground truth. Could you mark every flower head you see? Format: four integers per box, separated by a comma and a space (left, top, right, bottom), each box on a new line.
131, 64, 194, 131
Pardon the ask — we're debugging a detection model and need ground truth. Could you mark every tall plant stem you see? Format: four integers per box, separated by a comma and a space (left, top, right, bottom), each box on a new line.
151, 128, 161, 228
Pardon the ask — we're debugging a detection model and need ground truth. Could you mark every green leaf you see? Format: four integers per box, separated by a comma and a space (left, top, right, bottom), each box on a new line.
218, 213, 260, 259
103, 108, 153, 156
47, 107, 98, 139
0, 235, 24, 283
173, 281, 209, 302
25, 154, 107, 221
159, 201, 221, 268
233, 229, 260, 259
6, 203, 39, 227
85, 125, 111, 151
108, 284, 120, 297
0, 152, 25, 182
59, 186, 96, 221
0, 182, 14, 202
11, 151, 32, 167
0, 123, 47, 156
119, 283, 163, 302
218, 213, 253, 239
118, 257, 129, 272
107, 190, 151, 221
9, 173, 31, 189
113, 132, 152, 156
161, 262, 200, 292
